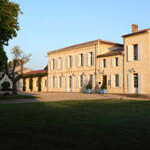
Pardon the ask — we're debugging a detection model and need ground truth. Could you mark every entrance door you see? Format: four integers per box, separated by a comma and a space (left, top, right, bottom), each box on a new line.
102, 75, 107, 88
134, 73, 138, 94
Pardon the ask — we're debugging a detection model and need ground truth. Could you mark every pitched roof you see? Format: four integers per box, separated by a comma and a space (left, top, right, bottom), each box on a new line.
122, 28, 150, 37
97, 48, 124, 58
24, 70, 46, 75
48, 39, 123, 55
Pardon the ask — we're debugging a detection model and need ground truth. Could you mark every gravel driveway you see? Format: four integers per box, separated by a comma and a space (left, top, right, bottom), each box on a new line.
1, 92, 150, 104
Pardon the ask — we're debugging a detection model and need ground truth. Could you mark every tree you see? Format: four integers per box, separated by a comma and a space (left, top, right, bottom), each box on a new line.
0, 0, 22, 71
7, 46, 32, 94
9, 46, 32, 69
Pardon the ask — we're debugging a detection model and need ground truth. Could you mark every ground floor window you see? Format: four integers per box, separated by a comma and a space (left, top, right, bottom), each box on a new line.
53, 76, 55, 88
134, 73, 138, 88
80, 75, 84, 88
59, 76, 62, 88
115, 74, 119, 87
69, 76, 72, 89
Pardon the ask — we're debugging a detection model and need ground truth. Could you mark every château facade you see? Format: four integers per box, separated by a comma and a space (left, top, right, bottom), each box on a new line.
47, 25, 150, 94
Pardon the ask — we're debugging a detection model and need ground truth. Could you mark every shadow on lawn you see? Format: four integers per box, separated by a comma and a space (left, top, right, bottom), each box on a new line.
1, 99, 150, 149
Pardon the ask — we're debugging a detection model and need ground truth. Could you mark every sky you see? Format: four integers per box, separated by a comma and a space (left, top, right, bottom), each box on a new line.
5, 0, 150, 70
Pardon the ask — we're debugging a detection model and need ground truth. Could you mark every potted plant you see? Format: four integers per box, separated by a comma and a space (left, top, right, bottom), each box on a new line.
100, 81, 107, 94
86, 80, 92, 94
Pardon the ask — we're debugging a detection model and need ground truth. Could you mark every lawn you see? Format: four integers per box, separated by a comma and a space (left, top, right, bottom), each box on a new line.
0, 94, 37, 100
0, 100, 150, 150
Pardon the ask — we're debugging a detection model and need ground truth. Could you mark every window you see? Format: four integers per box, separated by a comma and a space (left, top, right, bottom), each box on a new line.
134, 73, 138, 88
115, 57, 119, 66
69, 76, 72, 88
69, 56, 73, 68
59, 76, 62, 88
115, 74, 119, 87
52, 59, 55, 70
45, 80, 47, 87
36, 79, 38, 88
103, 59, 107, 68
81, 54, 84, 66
90, 52, 94, 66
133, 44, 138, 60
58, 57, 62, 69
53, 76, 55, 88
80, 75, 84, 87
90, 74, 93, 86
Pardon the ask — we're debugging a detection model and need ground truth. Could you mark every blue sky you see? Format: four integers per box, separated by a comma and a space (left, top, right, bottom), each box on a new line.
5, 0, 150, 70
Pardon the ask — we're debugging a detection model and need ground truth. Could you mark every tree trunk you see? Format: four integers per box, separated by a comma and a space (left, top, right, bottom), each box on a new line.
12, 80, 17, 95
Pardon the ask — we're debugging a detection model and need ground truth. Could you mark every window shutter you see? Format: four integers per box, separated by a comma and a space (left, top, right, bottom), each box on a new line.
66, 56, 68, 69
126, 46, 129, 61
55, 59, 58, 69
138, 74, 141, 94
82, 54, 84, 66
138, 44, 141, 60
71, 76, 73, 90
110, 75, 113, 87
111, 57, 114, 67
71, 56, 73, 67
76, 55, 79, 67
118, 57, 120, 66
49, 77, 51, 88
127, 74, 131, 93
49, 59, 51, 70
127, 45, 133, 61
76, 76, 79, 88
65, 77, 68, 91
51, 60, 53, 70
92, 74, 95, 88
118, 74, 120, 87
86, 53, 89, 66
86, 75, 88, 84
92, 52, 94, 65
61, 58, 63, 69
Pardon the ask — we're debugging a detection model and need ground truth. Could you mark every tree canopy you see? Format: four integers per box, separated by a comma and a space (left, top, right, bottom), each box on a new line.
0, 0, 22, 71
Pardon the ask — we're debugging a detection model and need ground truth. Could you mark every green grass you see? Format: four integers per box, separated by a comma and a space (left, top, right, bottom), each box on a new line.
0, 100, 150, 149
0, 94, 37, 100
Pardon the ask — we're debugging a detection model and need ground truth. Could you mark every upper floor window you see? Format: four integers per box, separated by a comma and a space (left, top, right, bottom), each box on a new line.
58, 57, 62, 69
81, 54, 84, 67
133, 44, 138, 60
90, 52, 94, 66
52, 59, 55, 70
69, 56, 73, 68
127, 44, 140, 62
115, 57, 119, 67
103, 59, 107, 68
80, 74, 84, 87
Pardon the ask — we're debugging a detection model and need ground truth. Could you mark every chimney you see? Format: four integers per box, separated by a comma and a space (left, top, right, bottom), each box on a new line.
132, 24, 138, 33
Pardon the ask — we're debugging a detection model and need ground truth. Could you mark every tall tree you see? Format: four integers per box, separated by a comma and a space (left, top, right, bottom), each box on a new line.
7, 46, 32, 94
0, 0, 22, 71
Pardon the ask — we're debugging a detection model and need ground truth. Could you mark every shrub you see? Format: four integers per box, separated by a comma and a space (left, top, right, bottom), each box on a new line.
1, 81, 11, 91
86, 80, 92, 89
101, 81, 107, 89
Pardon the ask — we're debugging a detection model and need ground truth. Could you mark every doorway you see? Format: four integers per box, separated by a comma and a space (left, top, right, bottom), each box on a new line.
134, 73, 138, 94
102, 75, 107, 88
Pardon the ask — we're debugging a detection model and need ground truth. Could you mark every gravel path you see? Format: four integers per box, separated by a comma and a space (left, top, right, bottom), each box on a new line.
0, 92, 150, 104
